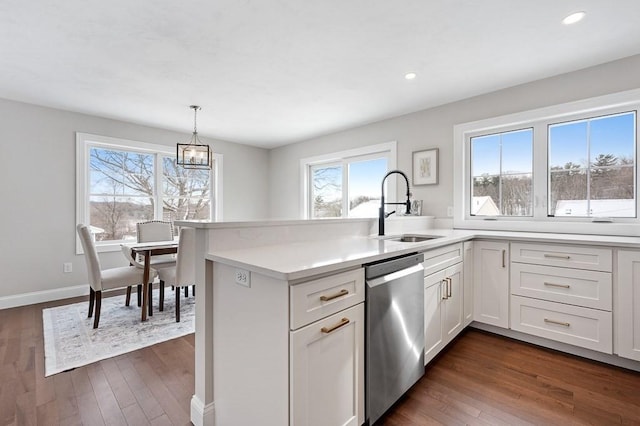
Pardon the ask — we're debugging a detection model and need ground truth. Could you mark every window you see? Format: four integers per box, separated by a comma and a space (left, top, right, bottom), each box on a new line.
548, 112, 635, 217
77, 133, 222, 252
301, 142, 397, 219
471, 129, 533, 216
454, 89, 640, 236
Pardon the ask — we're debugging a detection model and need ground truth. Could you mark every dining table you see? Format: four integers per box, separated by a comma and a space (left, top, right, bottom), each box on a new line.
127, 240, 179, 321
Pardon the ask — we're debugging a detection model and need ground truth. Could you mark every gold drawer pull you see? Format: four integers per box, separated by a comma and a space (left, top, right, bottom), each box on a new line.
544, 318, 570, 327
544, 282, 571, 289
320, 289, 349, 302
321, 317, 350, 334
544, 253, 571, 260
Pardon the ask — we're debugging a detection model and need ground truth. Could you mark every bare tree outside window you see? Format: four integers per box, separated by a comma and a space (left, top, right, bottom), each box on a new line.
311, 165, 342, 217
88, 147, 211, 242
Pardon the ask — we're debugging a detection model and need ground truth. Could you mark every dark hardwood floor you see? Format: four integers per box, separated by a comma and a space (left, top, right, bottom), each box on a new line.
380, 329, 640, 425
1, 294, 639, 425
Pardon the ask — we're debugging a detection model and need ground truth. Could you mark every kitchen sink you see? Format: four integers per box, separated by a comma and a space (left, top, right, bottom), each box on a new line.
392, 234, 442, 243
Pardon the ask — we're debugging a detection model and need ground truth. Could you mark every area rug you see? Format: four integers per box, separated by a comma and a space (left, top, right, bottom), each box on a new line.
42, 289, 194, 376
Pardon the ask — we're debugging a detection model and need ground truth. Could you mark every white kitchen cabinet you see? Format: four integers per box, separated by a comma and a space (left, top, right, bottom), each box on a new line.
424, 261, 463, 365
212, 263, 364, 426
290, 303, 364, 426
463, 241, 474, 326
616, 250, 640, 361
510, 242, 612, 354
473, 241, 510, 328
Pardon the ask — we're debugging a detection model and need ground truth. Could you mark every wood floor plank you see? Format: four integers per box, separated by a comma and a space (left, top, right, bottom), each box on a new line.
116, 356, 165, 421
86, 363, 128, 426
99, 358, 137, 411
121, 402, 151, 426
70, 367, 106, 426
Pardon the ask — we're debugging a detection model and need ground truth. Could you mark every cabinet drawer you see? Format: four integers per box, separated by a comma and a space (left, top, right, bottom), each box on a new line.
511, 243, 612, 272
510, 295, 612, 354
422, 243, 463, 277
290, 268, 364, 330
510, 263, 612, 310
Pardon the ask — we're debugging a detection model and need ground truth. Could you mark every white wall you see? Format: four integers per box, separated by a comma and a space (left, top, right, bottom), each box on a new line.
0, 99, 269, 302
268, 54, 640, 220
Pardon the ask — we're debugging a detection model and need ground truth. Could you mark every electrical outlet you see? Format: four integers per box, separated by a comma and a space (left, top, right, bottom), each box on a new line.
63, 262, 73, 273
447, 206, 454, 217
235, 268, 251, 287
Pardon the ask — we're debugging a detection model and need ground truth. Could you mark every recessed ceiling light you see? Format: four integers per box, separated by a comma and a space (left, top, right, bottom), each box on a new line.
405, 72, 417, 80
562, 11, 586, 25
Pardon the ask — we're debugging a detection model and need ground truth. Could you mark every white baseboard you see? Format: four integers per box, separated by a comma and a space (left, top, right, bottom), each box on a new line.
0, 284, 89, 310
191, 396, 215, 426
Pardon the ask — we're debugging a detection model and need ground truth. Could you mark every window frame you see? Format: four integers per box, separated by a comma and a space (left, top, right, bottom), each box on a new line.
453, 88, 640, 236
76, 132, 223, 253
300, 141, 397, 219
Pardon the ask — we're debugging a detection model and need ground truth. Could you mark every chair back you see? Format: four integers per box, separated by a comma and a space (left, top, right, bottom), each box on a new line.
176, 228, 196, 286
137, 220, 174, 243
76, 224, 102, 290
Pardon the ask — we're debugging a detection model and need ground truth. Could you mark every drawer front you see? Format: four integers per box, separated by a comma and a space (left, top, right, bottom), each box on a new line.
511, 243, 612, 272
422, 243, 463, 277
290, 268, 365, 330
510, 263, 612, 310
510, 295, 612, 354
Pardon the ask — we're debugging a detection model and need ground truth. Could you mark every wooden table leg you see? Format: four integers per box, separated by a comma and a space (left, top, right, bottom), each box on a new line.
141, 250, 150, 321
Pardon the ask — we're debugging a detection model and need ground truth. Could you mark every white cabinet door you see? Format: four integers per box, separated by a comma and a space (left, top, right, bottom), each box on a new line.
424, 262, 464, 365
290, 303, 364, 426
463, 241, 474, 326
443, 262, 463, 342
473, 241, 510, 328
424, 269, 445, 365
616, 250, 640, 361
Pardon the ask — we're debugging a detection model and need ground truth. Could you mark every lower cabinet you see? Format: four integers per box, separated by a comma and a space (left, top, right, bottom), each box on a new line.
290, 303, 365, 426
424, 262, 463, 365
473, 241, 510, 328
617, 250, 640, 361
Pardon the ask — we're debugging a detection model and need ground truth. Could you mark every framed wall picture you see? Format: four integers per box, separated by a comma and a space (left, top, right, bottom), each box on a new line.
412, 148, 438, 185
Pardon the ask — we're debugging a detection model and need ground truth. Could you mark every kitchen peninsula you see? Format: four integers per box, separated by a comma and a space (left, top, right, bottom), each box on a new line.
177, 218, 640, 426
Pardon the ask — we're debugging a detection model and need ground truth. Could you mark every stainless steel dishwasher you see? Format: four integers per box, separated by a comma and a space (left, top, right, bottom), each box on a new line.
365, 252, 425, 425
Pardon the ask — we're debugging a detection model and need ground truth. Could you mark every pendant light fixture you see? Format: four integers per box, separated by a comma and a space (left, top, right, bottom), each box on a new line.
176, 105, 212, 170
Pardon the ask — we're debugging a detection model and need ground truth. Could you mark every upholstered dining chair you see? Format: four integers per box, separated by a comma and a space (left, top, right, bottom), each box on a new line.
77, 224, 158, 328
135, 220, 178, 308
136, 220, 177, 267
157, 227, 196, 322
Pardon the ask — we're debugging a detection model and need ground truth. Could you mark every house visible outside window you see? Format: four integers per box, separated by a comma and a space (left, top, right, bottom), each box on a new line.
301, 142, 397, 219
454, 89, 640, 236
471, 129, 533, 216
548, 112, 635, 218
77, 133, 222, 252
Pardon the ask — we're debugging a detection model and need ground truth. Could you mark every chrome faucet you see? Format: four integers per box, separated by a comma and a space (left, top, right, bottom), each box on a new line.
379, 169, 411, 236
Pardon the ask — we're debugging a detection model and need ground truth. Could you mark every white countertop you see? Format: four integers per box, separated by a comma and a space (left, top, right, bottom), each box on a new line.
206, 228, 640, 282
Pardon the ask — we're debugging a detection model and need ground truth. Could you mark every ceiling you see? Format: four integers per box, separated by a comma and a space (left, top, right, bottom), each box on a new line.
1, 1, 640, 148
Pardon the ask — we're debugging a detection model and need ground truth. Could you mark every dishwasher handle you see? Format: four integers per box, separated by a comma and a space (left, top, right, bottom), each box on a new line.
366, 263, 424, 289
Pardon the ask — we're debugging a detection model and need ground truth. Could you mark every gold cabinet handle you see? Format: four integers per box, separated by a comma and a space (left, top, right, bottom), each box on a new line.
446, 277, 452, 298
544, 253, 571, 260
544, 282, 571, 289
502, 249, 506, 268
321, 317, 350, 334
320, 289, 348, 302
441, 280, 448, 300
544, 318, 570, 327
